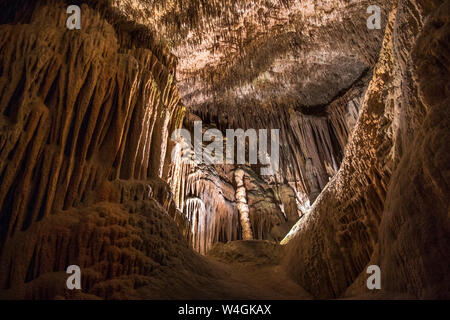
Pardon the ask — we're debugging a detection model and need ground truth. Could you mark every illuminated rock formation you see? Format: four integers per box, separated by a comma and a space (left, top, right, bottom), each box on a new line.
283, 0, 450, 299
234, 169, 253, 240
0, 0, 193, 298
111, 0, 392, 205
0, 0, 448, 300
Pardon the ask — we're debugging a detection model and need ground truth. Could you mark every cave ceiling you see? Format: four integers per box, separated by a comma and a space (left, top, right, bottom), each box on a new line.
112, 0, 391, 114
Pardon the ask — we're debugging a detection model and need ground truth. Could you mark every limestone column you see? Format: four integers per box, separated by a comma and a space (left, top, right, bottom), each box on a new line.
234, 169, 253, 240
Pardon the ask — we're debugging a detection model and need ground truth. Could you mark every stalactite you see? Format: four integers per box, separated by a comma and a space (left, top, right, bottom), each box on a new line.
283, 8, 399, 298
184, 197, 207, 253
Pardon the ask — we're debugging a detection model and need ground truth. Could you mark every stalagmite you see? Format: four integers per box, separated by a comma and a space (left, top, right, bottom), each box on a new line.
234, 169, 253, 240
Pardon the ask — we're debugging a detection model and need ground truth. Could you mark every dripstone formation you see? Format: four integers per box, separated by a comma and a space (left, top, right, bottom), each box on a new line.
0, 0, 448, 299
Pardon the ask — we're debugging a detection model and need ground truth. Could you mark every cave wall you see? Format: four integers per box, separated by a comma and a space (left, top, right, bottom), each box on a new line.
377, 0, 450, 299
0, 0, 181, 235
283, 0, 450, 299
168, 113, 301, 254
0, 0, 207, 298
120, 0, 395, 255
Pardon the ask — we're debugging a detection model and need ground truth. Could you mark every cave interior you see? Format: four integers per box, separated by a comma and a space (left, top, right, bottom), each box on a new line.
0, 0, 448, 300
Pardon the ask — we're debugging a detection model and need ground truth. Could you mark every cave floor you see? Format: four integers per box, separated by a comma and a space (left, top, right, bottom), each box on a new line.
137, 240, 312, 300
201, 257, 313, 300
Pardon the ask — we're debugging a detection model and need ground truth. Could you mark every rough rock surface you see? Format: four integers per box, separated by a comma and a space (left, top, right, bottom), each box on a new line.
0, 0, 310, 300
0, 0, 448, 300
283, 0, 450, 299
154, 0, 394, 252
0, 0, 193, 298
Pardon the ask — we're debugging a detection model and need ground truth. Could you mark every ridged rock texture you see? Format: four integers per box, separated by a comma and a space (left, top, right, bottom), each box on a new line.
112, 0, 395, 253
0, 0, 199, 298
0, 0, 448, 300
283, 0, 450, 299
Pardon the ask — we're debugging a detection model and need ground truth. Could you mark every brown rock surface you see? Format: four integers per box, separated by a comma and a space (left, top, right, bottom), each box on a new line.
0, 0, 448, 300
0, 0, 311, 300
283, 0, 450, 299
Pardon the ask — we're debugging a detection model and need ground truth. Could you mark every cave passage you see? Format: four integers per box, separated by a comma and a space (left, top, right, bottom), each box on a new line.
0, 0, 448, 301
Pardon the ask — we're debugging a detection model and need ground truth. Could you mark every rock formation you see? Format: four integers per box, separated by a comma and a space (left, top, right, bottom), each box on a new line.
0, 0, 448, 300
283, 0, 450, 299
0, 0, 196, 298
